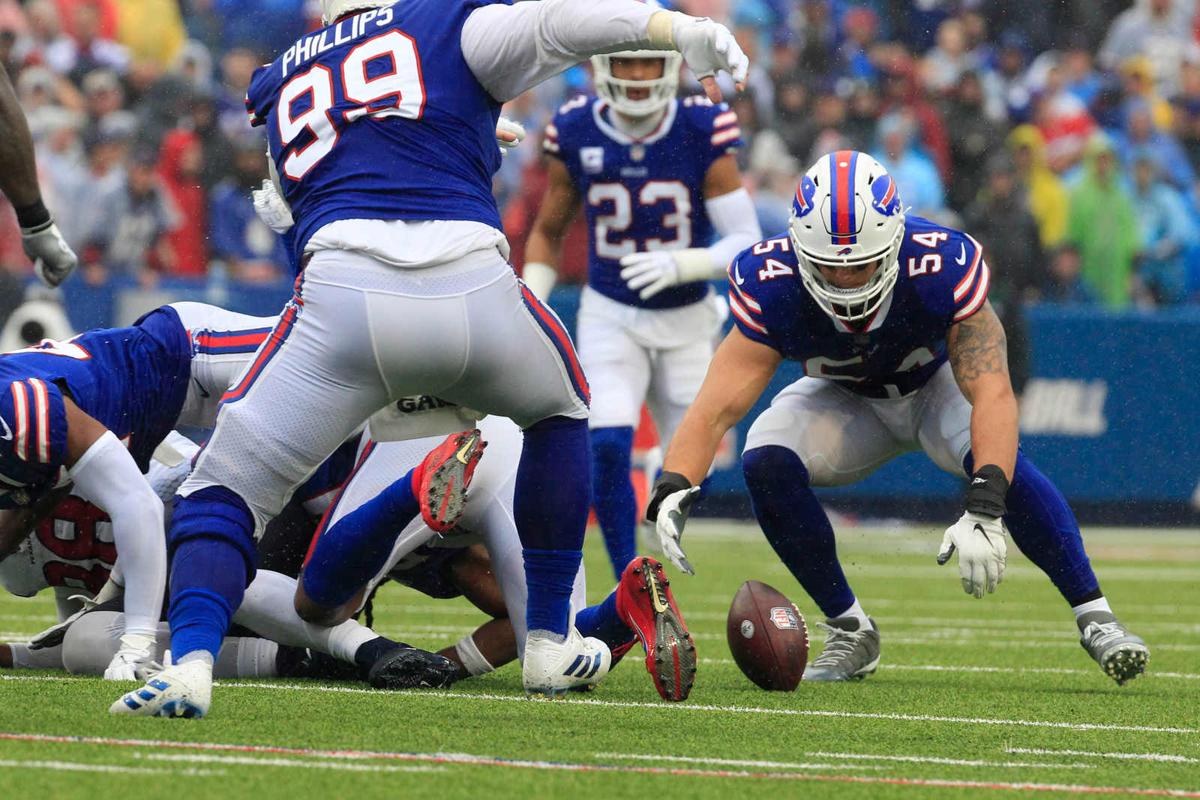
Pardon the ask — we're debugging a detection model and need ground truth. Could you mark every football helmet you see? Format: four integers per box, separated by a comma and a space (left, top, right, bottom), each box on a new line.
789, 150, 906, 324
592, 49, 682, 118
320, 0, 392, 25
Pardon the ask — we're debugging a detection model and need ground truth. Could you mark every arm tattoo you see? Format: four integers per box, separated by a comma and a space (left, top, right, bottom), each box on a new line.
948, 302, 1008, 389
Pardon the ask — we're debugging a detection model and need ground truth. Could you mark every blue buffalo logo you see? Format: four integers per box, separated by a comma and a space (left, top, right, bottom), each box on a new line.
870, 175, 902, 216
792, 175, 817, 219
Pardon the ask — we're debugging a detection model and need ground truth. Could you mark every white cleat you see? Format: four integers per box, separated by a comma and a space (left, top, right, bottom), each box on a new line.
522, 629, 611, 697
109, 660, 212, 718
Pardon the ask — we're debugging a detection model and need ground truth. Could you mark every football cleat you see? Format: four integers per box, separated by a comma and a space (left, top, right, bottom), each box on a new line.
522, 629, 611, 696
415, 429, 485, 533
615, 556, 697, 701
367, 644, 462, 690
803, 616, 880, 682
109, 659, 212, 718
1078, 611, 1149, 686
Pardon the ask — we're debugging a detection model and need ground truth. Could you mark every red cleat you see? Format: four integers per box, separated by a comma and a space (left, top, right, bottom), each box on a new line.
615, 556, 697, 701
413, 429, 486, 533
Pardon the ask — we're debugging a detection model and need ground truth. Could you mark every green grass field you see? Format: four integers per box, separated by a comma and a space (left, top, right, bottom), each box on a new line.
0, 522, 1197, 799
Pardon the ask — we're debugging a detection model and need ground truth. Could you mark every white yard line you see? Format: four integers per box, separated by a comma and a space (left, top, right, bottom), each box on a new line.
597, 752, 1092, 771
0, 757, 220, 776
138, 753, 445, 773
0, 676, 1192, 734
0, 733, 1195, 797
696, 659, 1200, 680
1005, 748, 1200, 765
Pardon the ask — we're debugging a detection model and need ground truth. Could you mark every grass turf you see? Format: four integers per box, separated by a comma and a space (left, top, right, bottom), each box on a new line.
0, 523, 1197, 799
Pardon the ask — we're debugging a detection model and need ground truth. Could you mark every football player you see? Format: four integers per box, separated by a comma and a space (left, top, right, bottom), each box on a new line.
524, 36, 762, 579
647, 151, 1150, 685
0, 64, 77, 287
118, 0, 747, 716
299, 413, 696, 700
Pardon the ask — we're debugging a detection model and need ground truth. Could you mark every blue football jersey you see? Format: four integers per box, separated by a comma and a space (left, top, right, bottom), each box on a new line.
245, 1, 509, 264
545, 95, 744, 309
0, 307, 193, 497
728, 216, 990, 399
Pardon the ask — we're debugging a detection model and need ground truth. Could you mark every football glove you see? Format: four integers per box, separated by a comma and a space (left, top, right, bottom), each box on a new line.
664, 13, 749, 100
22, 219, 78, 288
619, 249, 716, 300
646, 472, 699, 575
104, 632, 160, 682
252, 179, 295, 234
496, 116, 526, 156
937, 511, 1008, 598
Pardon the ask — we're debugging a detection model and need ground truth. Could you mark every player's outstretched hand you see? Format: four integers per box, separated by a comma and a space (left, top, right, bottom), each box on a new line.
104, 632, 159, 682
670, 14, 749, 102
22, 219, 77, 288
647, 472, 699, 575
620, 251, 679, 300
253, 179, 295, 234
496, 116, 526, 155
937, 511, 1008, 598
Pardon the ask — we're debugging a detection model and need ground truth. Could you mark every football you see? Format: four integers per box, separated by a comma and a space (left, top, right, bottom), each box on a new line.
726, 580, 809, 691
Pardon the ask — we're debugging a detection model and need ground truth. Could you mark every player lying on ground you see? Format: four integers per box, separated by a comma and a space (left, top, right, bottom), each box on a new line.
0, 430, 458, 688
0, 63, 77, 287
523, 16, 762, 580
646, 150, 1150, 685
298, 413, 696, 700
0, 302, 455, 683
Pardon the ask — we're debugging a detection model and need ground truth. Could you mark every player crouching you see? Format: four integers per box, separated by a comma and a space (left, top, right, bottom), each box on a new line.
647, 151, 1149, 686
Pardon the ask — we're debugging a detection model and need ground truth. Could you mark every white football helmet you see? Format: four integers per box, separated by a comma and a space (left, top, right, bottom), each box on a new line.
321, 0, 392, 25
591, 50, 682, 118
789, 150, 906, 324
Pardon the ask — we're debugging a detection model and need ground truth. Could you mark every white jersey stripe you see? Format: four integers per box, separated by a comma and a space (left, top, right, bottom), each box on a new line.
711, 127, 741, 146
953, 263, 990, 322
952, 234, 984, 302
730, 279, 762, 313
10, 381, 29, 462
29, 379, 50, 464
713, 111, 737, 128
730, 296, 769, 335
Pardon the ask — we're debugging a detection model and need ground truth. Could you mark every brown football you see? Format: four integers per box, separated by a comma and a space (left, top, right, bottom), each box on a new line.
726, 580, 809, 691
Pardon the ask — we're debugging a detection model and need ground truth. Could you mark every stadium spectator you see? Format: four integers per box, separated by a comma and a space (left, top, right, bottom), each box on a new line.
1118, 55, 1175, 131
942, 70, 1006, 212
1066, 135, 1141, 308
82, 146, 176, 281
879, 53, 952, 182
208, 141, 289, 282
1130, 151, 1198, 305
1007, 124, 1069, 249
112, 0, 185, 67
1100, 0, 1195, 96
876, 110, 944, 217
44, 1, 128, 84
1032, 57, 1097, 174
964, 153, 1044, 306
1043, 244, 1099, 304
921, 17, 973, 97
157, 128, 207, 277
1115, 97, 1196, 193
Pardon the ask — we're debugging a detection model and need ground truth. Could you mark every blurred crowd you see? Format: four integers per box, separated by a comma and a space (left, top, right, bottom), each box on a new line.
3, 0, 1200, 312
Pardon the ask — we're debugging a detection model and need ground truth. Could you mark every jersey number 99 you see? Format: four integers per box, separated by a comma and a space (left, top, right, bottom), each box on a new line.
278, 30, 426, 180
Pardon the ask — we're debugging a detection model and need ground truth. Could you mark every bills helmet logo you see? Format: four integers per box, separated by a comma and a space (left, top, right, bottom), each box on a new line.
870, 175, 902, 217
792, 175, 817, 220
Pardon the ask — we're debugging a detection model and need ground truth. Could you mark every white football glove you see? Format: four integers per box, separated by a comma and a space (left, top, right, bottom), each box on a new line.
22, 220, 78, 288
669, 14, 749, 100
104, 632, 160, 682
619, 248, 715, 300
496, 116, 526, 156
937, 512, 1008, 598
653, 485, 699, 575
252, 179, 295, 234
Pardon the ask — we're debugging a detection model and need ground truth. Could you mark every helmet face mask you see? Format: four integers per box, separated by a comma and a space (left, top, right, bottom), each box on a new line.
788, 151, 906, 324
320, 0, 392, 25
591, 51, 682, 118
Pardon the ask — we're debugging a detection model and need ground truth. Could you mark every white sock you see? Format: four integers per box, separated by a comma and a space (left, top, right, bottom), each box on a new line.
833, 598, 872, 629
1072, 596, 1112, 620
214, 637, 280, 679
454, 634, 495, 677
178, 650, 214, 667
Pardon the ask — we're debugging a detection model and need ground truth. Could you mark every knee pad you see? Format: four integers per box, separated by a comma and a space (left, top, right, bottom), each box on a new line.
591, 426, 633, 472
170, 486, 257, 578
744, 445, 811, 490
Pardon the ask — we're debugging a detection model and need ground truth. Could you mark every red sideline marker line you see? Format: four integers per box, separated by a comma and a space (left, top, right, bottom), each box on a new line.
1, 733, 1198, 798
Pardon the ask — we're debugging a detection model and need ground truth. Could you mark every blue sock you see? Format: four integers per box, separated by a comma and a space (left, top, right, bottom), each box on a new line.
575, 590, 633, 650
744, 446, 856, 618
516, 416, 590, 637
303, 465, 419, 608
523, 547, 582, 636
591, 426, 637, 580
967, 452, 1100, 605
167, 487, 256, 661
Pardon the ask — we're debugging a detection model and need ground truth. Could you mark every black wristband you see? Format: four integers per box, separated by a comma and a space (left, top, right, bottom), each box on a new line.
966, 464, 1009, 518
15, 199, 51, 232
646, 471, 692, 522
